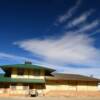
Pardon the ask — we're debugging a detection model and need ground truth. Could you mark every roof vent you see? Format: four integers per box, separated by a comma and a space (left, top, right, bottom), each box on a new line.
25, 61, 32, 64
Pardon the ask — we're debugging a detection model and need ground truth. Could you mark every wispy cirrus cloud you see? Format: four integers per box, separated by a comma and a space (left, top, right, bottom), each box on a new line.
77, 20, 99, 32
0, 52, 40, 64
0, 52, 57, 70
54, 0, 99, 33
67, 20, 99, 34
66, 10, 94, 28
55, 0, 81, 25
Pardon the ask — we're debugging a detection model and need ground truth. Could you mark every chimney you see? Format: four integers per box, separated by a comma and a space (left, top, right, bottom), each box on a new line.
25, 61, 32, 64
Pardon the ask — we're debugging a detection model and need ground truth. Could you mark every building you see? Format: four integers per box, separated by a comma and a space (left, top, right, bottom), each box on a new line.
0, 61, 100, 97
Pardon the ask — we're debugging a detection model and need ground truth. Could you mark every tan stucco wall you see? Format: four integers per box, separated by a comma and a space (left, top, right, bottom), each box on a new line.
45, 81, 75, 93
45, 80, 98, 92
11, 68, 45, 79
87, 82, 97, 91
14, 83, 25, 90
77, 81, 87, 91
9, 83, 44, 95
0, 81, 99, 96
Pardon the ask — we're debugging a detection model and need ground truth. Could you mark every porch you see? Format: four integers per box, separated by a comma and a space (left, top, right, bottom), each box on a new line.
0, 80, 45, 96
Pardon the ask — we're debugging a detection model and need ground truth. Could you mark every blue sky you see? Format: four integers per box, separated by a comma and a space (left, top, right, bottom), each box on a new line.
0, 0, 100, 78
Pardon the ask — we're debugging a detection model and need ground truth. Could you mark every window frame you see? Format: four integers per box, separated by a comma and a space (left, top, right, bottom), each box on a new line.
17, 68, 24, 76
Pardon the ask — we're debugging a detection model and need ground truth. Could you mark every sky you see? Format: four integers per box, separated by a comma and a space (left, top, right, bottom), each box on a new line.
0, 0, 100, 78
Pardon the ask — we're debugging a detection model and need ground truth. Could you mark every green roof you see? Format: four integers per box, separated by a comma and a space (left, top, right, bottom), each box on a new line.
0, 64, 55, 72
0, 76, 45, 83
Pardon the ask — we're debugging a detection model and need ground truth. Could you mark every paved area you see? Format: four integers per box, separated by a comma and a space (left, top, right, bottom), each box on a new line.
0, 96, 100, 100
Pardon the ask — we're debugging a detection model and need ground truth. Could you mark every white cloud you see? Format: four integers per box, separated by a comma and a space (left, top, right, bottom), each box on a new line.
56, 0, 81, 25
67, 10, 94, 28
0, 52, 39, 64
12, 0, 100, 78
78, 20, 99, 32
67, 20, 99, 34
13, 33, 100, 78
14, 33, 100, 67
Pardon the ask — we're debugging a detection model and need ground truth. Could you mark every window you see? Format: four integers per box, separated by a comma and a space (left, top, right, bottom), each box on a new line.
34, 70, 40, 76
17, 69, 24, 75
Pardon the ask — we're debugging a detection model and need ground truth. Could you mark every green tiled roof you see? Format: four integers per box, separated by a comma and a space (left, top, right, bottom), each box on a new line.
0, 76, 45, 83
1, 64, 55, 72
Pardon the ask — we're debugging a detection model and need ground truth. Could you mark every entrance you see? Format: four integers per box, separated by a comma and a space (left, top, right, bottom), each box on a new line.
29, 84, 45, 96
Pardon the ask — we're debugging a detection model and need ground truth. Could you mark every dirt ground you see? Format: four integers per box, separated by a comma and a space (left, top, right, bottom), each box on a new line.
0, 96, 100, 100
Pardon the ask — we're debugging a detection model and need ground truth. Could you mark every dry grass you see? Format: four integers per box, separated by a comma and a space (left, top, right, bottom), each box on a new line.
0, 96, 100, 100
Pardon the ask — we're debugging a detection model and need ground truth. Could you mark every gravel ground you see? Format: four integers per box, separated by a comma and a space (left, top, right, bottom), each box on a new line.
0, 96, 100, 100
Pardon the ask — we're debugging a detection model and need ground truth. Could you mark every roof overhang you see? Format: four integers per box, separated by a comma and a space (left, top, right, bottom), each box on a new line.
0, 77, 45, 83
0, 64, 55, 72
46, 73, 99, 82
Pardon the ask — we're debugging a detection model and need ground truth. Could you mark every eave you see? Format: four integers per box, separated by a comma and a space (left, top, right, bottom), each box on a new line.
0, 77, 45, 83
0, 64, 55, 72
